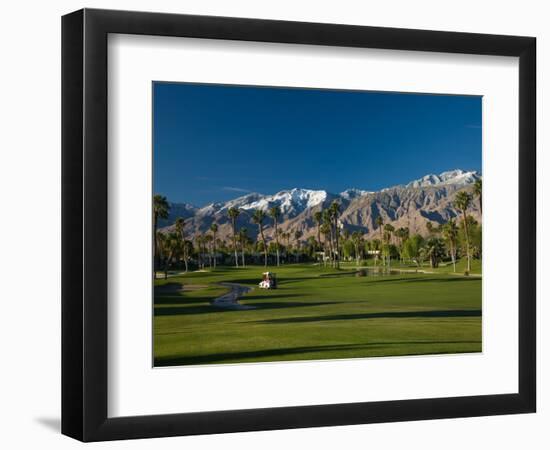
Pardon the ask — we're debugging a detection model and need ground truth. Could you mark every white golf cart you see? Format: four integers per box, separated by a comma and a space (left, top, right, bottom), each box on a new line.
258, 272, 277, 289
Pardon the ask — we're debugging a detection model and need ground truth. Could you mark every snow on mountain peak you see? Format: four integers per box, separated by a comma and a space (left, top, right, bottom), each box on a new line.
188, 169, 479, 219
340, 188, 371, 200
405, 169, 480, 189
241, 188, 328, 215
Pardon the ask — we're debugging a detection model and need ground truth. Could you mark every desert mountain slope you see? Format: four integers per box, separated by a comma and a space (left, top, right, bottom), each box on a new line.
159, 169, 481, 241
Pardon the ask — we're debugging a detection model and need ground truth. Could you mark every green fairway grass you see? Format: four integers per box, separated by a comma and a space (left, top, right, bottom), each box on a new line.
154, 264, 481, 367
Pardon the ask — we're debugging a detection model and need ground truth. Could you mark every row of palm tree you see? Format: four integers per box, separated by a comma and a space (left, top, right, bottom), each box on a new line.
153, 179, 481, 274
228, 205, 310, 268
156, 210, 479, 275
312, 201, 342, 268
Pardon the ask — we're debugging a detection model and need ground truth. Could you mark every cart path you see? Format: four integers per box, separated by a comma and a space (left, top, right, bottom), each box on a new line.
211, 283, 256, 310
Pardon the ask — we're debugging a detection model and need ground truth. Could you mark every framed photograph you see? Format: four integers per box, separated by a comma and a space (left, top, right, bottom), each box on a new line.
62, 8, 536, 441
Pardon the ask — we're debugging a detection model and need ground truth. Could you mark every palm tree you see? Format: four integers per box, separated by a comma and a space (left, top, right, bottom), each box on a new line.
370, 238, 381, 267
455, 191, 473, 272
174, 217, 189, 273
238, 227, 249, 267
228, 207, 240, 268
320, 222, 332, 267
394, 227, 409, 262
252, 209, 268, 267
375, 216, 384, 266
474, 179, 482, 214
329, 201, 341, 268
155, 231, 166, 279
383, 223, 395, 268
442, 218, 459, 272
375, 216, 384, 239
269, 206, 281, 266
351, 231, 363, 267
314, 210, 323, 250
195, 234, 205, 269
281, 231, 291, 263
294, 229, 303, 263
204, 232, 213, 267
210, 223, 218, 268
322, 210, 334, 267
153, 195, 170, 277
422, 237, 446, 268
163, 232, 183, 279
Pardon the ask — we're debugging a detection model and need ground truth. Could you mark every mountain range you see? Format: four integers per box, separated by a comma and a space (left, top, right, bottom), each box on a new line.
159, 169, 481, 242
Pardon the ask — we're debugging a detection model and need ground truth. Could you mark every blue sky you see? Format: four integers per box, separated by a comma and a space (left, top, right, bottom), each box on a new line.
153, 82, 481, 206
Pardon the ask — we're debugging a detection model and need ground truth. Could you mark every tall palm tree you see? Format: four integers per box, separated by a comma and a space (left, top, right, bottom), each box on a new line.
204, 234, 213, 267
252, 209, 268, 267
322, 210, 334, 267
227, 207, 240, 268
269, 206, 281, 266
294, 229, 303, 263
455, 191, 473, 272
155, 231, 166, 279
320, 222, 332, 267
442, 218, 459, 272
163, 232, 184, 278
281, 231, 291, 263
329, 201, 341, 268
375, 216, 384, 240
351, 231, 363, 267
394, 227, 409, 262
383, 223, 395, 268
371, 238, 381, 267
210, 223, 218, 268
195, 234, 205, 269
174, 217, 188, 273
375, 216, 383, 266
474, 179, 482, 214
238, 227, 249, 267
314, 210, 323, 251
153, 195, 170, 277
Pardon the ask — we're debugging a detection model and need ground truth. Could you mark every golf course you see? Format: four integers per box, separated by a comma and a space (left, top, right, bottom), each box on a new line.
154, 263, 481, 367
152, 83, 483, 368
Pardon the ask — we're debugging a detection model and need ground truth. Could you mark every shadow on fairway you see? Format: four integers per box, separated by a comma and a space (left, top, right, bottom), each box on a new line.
154, 300, 339, 316
154, 282, 184, 293
154, 295, 216, 305
250, 309, 482, 324
154, 339, 481, 366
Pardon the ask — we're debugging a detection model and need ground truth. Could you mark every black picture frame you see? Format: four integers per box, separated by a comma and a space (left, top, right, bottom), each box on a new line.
62, 8, 536, 442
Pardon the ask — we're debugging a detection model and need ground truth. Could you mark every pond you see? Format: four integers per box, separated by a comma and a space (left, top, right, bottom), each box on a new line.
318, 268, 404, 279
355, 268, 402, 277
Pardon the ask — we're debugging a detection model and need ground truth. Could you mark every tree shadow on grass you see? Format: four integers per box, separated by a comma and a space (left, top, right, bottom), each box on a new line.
250, 309, 482, 325
240, 293, 303, 301
154, 340, 481, 366
154, 300, 339, 316
154, 282, 184, 293
154, 295, 217, 306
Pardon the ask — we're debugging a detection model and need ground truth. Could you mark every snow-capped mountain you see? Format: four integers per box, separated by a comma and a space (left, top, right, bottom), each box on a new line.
241, 188, 328, 216
160, 169, 481, 239
404, 169, 480, 189
194, 188, 330, 218
340, 188, 372, 200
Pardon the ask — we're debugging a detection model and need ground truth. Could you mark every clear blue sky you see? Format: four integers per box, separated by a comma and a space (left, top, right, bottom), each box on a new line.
153, 82, 481, 206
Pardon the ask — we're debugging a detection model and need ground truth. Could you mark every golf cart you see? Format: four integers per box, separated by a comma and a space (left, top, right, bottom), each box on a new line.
259, 272, 277, 289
